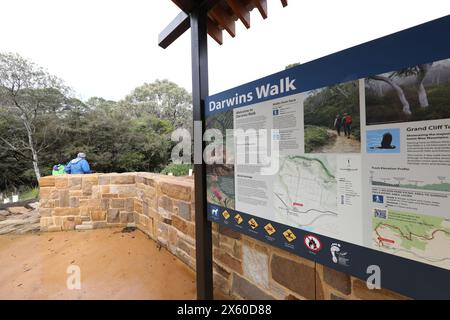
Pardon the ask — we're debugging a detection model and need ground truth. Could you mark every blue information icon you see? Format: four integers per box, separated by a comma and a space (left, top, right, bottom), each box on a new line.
372, 194, 384, 203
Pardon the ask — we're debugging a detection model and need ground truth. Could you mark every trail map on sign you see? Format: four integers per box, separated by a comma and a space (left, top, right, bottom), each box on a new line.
373, 210, 450, 269
273, 155, 338, 233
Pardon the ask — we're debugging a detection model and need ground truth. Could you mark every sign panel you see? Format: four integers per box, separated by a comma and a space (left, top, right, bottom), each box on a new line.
205, 16, 450, 299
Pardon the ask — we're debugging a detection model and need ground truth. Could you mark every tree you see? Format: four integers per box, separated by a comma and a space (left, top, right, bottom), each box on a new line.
369, 63, 433, 115
123, 79, 192, 130
370, 74, 412, 115
395, 63, 432, 108
285, 62, 301, 70
0, 52, 68, 180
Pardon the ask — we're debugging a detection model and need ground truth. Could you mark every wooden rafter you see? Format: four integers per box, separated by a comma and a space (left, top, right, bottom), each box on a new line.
207, 18, 223, 44
226, 0, 251, 29
209, 5, 236, 37
160, 0, 288, 47
253, 0, 268, 19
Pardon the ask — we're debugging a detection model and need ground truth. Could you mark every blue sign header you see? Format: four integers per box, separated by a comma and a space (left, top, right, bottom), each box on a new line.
205, 15, 450, 116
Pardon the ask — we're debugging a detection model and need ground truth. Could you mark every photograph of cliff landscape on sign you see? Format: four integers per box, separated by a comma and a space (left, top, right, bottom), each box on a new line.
365, 57, 450, 125
303, 80, 361, 153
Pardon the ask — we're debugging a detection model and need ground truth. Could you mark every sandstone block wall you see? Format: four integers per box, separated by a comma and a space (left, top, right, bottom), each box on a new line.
39, 173, 407, 300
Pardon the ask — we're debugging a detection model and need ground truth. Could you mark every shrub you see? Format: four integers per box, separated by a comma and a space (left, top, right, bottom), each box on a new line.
160, 163, 193, 176
304, 125, 329, 153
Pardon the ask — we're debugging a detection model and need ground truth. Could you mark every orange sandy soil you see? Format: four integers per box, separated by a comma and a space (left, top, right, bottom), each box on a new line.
0, 228, 197, 300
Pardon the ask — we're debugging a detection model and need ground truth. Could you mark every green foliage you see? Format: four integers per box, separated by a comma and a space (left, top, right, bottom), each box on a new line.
19, 187, 39, 201
160, 163, 193, 176
123, 79, 192, 130
304, 125, 329, 153
304, 81, 360, 130
366, 82, 450, 124
0, 53, 193, 191
285, 62, 301, 70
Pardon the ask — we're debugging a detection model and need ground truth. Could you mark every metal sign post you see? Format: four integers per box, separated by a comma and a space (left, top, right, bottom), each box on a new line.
160, 0, 289, 300
190, 8, 213, 300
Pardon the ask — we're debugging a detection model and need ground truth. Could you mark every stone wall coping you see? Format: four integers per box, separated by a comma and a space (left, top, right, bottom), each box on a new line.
39, 172, 194, 188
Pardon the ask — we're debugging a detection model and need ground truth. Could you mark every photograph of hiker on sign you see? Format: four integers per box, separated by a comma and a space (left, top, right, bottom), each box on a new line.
303, 80, 361, 153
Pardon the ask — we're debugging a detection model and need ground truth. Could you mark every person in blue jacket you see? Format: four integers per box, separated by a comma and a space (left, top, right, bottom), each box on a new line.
65, 152, 91, 174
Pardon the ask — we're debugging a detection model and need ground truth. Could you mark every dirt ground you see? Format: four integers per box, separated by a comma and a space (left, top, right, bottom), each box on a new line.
316, 129, 361, 153
0, 228, 197, 299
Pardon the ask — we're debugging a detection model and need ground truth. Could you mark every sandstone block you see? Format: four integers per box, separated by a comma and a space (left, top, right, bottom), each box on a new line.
62, 216, 82, 230
98, 175, 110, 185
109, 185, 136, 197
47, 225, 62, 232
39, 176, 55, 187
159, 182, 191, 201
53, 208, 80, 216
68, 177, 82, 190
39, 187, 54, 199
91, 209, 106, 221
219, 224, 241, 240
76, 224, 94, 230
135, 176, 144, 184
39, 208, 53, 217
138, 214, 148, 227
231, 274, 274, 300
214, 273, 231, 295
176, 248, 196, 270
271, 254, 315, 300
82, 175, 99, 185
178, 238, 195, 258
110, 198, 124, 208
157, 221, 169, 245
144, 177, 156, 187
213, 262, 231, 279
69, 190, 83, 197
55, 176, 69, 188
69, 197, 80, 208
352, 279, 408, 300
243, 244, 269, 289
172, 215, 195, 238
87, 199, 101, 207
102, 193, 118, 199
59, 190, 70, 207
177, 201, 191, 221
214, 249, 243, 274
93, 221, 108, 229
120, 211, 134, 223
110, 174, 135, 185
158, 196, 173, 213
101, 199, 110, 210
322, 265, 351, 295
134, 200, 143, 214
40, 217, 53, 228
107, 209, 120, 223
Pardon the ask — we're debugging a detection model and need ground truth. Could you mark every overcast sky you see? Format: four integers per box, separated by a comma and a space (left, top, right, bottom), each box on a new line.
1, 0, 449, 101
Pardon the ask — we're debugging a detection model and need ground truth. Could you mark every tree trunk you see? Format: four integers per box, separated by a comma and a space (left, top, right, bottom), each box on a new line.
23, 118, 41, 180
417, 84, 429, 108
417, 63, 432, 108
31, 150, 41, 181
371, 75, 411, 115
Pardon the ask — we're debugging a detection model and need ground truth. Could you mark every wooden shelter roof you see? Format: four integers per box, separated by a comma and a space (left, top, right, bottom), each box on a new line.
159, 0, 288, 48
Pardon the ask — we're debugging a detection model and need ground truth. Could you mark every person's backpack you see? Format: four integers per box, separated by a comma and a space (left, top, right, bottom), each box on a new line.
52, 164, 66, 176
346, 115, 353, 124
